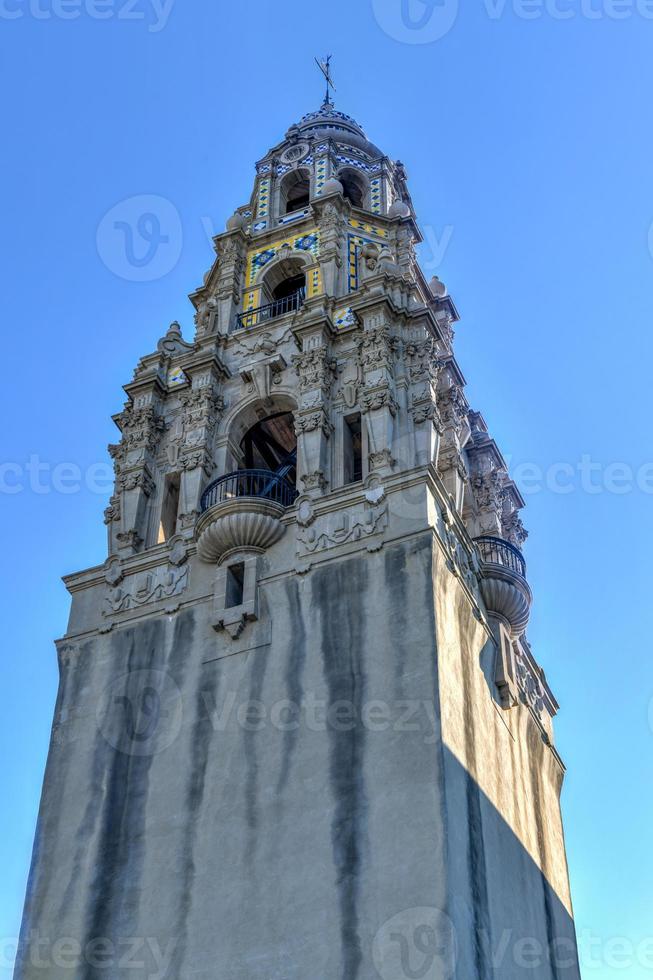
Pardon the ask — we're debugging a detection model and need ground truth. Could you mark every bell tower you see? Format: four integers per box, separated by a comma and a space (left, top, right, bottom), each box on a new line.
16, 99, 580, 979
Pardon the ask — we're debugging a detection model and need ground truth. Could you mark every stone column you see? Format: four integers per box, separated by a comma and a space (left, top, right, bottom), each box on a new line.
293, 342, 336, 495
214, 227, 247, 333
407, 337, 444, 467
177, 379, 225, 530
470, 467, 505, 538
437, 382, 470, 512
358, 319, 398, 477
109, 391, 165, 555
313, 195, 346, 297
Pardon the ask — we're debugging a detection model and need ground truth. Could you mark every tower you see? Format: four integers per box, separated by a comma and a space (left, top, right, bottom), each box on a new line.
17, 99, 580, 979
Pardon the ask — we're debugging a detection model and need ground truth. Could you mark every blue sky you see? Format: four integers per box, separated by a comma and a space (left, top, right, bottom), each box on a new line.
1, 1, 652, 976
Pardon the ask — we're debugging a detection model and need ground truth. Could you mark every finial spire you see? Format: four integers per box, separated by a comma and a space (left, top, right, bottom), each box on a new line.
314, 54, 336, 107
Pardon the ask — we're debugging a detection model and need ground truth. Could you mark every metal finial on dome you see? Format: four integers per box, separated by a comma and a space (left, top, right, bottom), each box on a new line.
314, 54, 336, 108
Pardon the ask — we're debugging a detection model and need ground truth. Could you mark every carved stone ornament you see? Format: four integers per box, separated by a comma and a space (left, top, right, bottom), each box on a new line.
104, 558, 124, 587
369, 449, 394, 472
301, 471, 328, 492
157, 321, 194, 357
119, 469, 156, 496
357, 326, 396, 373
116, 530, 143, 552
297, 498, 388, 557
279, 141, 310, 165
294, 410, 332, 437
167, 535, 188, 567
471, 469, 504, 512
295, 496, 316, 527
103, 495, 121, 525
104, 563, 189, 616
515, 645, 546, 720
361, 386, 398, 416
502, 510, 529, 548
293, 348, 337, 394
438, 385, 467, 430
196, 498, 287, 564
411, 402, 439, 426
114, 404, 166, 459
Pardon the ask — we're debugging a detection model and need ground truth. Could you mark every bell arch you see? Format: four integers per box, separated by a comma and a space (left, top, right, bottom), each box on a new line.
279, 167, 311, 216
255, 250, 314, 306
338, 166, 369, 209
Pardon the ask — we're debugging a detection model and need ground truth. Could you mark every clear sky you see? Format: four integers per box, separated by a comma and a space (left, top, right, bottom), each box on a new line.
1, 1, 651, 976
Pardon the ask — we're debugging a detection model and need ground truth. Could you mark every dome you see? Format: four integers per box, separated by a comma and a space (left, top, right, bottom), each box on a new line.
288, 102, 383, 158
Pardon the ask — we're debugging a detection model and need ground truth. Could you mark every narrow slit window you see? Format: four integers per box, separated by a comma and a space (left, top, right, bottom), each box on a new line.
225, 562, 245, 608
343, 414, 363, 485
158, 473, 181, 543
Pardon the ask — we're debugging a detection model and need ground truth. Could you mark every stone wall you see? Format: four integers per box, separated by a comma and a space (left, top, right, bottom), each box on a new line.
16, 532, 578, 979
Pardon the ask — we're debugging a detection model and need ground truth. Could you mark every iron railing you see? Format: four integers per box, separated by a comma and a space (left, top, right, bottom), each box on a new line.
200, 468, 298, 513
474, 535, 526, 578
234, 288, 306, 331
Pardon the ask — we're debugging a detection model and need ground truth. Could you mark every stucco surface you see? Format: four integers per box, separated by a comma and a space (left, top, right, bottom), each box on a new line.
16, 536, 578, 979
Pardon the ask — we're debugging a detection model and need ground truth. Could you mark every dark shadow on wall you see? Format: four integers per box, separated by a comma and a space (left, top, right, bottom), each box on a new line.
435, 746, 581, 980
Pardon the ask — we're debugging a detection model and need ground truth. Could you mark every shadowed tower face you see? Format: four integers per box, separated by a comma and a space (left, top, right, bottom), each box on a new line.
16, 98, 581, 980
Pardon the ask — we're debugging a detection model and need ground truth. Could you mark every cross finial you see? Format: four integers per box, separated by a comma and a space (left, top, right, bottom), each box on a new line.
315, 55, 336, 108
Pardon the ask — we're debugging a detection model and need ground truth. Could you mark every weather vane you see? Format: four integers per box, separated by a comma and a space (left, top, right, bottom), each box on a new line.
315, 55, 336, 107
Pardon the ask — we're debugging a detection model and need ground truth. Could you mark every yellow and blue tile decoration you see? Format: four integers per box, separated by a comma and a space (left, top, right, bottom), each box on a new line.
348, 218, 388, 239
370, 178, 382, 215
348, 229, 389, 292
309, 266, 322, 298
256, 176, 271, 219
246, 229, 320, 288
279, 208, 309, 226
315, 156, 328, 195
244, 287, 262, 312
167, 366, 188, 388
334, 306, 356, 329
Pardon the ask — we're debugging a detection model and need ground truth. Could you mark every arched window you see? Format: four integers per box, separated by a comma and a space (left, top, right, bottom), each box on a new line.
240, 411, 297, 492
339, 168, 367, 209
281, 169, 311, 214
259, 255, 308, 320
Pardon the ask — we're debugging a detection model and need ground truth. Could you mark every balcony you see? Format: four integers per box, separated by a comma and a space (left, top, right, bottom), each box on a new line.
196, 469, 298, 563
474, 535, 532, 637
233, 288, 306, 332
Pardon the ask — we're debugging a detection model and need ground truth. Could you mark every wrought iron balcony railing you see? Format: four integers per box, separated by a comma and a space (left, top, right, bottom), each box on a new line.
200, 468, 298, 513
474, 535, 526, 578
234, 288, 306, 332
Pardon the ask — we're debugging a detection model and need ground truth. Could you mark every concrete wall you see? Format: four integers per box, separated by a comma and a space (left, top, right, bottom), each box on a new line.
16, 534, 579, 979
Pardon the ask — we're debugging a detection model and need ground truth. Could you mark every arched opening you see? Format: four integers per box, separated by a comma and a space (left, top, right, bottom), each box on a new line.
200, 398, 299, 513
259, 254, 308, 320
241, 412, 296, 480
339, 168, 367, 209
238, 411, 297, 501
272, 272, 306, 302
281, 169, 311, 214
